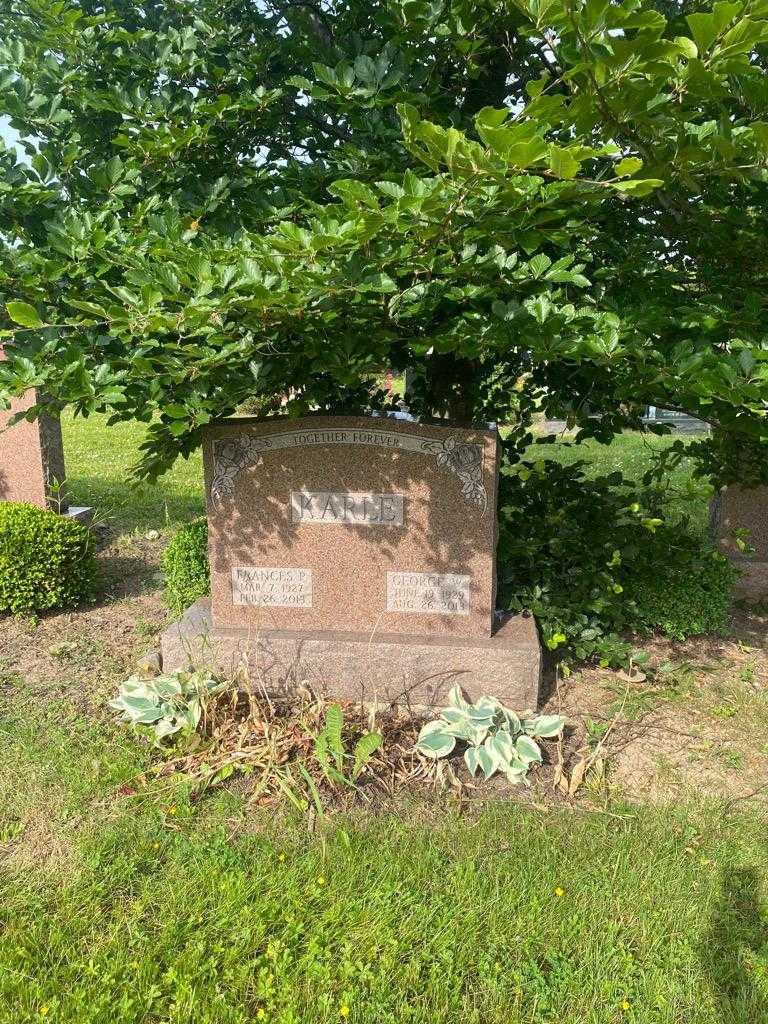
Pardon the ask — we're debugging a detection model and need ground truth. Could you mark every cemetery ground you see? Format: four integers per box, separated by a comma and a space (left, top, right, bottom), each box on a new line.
1, 415, 767, 1023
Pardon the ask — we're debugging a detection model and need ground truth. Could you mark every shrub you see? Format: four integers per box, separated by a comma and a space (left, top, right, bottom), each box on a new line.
497, 455, 737, 669
162, 518, 210, 613
0, 502, 98, 613
631, 550, 738, 641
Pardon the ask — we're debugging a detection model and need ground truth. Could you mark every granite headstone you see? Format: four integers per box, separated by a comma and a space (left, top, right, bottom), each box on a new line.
712, 484, 768, 599
162, 414, 541, 708
0, 346, 66, 509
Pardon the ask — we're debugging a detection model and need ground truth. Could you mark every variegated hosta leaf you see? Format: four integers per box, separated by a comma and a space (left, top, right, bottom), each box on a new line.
503, 764, 529, 786
475, 696, 501, 714
155, 716, 183, 738
468, 723, 491, 746
468, 703, 495, 719
464, 745, 481, 776
476, 742, 497, 780
417, 718, 449, 740
500, 706, 522, 734
440, 707, 469, 725
522, 715, 567, 738
446, 685, 468, 710
416, 730, 456, 759
515, 735, 543, 764
488, 729, 515, 765
443, 720, 474, 741
154, 677, 184, 700
117, 679, 157, 701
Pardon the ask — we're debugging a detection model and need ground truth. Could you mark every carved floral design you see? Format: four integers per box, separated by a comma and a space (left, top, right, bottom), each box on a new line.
210, 436, 272, 510
422, 436, 487, 513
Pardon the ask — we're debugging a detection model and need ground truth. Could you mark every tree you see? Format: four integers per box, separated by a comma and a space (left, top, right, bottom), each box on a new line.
1, 0, 767, 483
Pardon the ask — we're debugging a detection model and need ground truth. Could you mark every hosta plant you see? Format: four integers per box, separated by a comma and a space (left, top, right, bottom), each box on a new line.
109, 670, 226, 742
416, 687, 566, 785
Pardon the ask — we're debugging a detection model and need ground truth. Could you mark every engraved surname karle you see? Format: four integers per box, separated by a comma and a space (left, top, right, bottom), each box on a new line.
291, 491, 404, 526
386, 571, 470, 615
232, 567, 312, 607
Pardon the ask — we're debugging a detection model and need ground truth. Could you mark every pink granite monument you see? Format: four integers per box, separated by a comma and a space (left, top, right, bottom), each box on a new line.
0, 383, 66, 509
161, 414, 541, 708
713, 485, 768, 599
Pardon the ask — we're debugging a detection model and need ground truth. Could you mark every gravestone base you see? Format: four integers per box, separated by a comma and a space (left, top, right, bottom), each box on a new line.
63, 506, 94, 525
161, 598, 542, 711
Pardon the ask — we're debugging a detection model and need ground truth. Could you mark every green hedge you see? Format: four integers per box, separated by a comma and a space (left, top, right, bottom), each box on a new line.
0, 502, 99, 613
162, 518, 210, 613
498, 456, 738, 667
631, 551, 738, 641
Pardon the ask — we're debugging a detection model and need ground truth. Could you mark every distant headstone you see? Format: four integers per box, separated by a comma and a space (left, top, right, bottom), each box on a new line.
643, 406, 709, 434
162, 414, 541, 708
712, 485, 768, 599
0, 353, 66, 509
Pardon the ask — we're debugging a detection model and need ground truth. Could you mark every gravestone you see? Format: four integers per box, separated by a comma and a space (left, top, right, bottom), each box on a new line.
0, 347, 92, 520
712, 485, 768, 599
642, 406, 709, 434
162, 414, 541, 709
0, 378, 66, 509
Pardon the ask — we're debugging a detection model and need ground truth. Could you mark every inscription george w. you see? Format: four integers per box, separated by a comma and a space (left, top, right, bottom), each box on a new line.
291, 491, 404, 526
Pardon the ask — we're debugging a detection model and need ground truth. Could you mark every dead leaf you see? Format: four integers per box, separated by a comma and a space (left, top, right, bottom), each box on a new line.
568, 758, 587, 796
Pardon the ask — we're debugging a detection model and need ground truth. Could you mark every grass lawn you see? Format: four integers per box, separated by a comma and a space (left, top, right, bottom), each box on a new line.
1, 415, 765, 1023
63, 412, 204, 535
1, 692, 767, 1024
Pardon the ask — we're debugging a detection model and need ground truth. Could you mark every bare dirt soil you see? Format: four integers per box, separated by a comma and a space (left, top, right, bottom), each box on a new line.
2, 537, 767, 811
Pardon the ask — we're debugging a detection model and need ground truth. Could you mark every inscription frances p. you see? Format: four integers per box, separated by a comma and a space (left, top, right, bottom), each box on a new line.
291, 491, 404, 526
386, 571, 470, 615
232, 566, 312, 608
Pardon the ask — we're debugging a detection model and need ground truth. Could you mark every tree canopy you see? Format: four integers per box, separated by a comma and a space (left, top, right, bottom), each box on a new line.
1, 0, 767, 481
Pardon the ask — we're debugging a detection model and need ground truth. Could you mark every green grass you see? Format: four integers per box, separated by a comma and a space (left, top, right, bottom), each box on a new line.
62, 412, 204, 535
0, 697, 766, 1024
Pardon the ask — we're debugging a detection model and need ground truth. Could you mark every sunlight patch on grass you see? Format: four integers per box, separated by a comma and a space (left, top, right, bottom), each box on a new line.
61, 412, 204, 535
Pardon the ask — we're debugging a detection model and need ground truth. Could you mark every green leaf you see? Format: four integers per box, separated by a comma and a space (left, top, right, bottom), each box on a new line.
615, 157, 643, 177
328, 179, 379, 208
352, 731, 382, 779
323, 703, 344, 770
612, 178, 664, 197
360, 273, 397, 292
476, 121, 548, 167
687, 3, 740, 54
475, 106, 510, 129
548, 145, 580, 180
6, 301, 44, 329
675, 36, 698, 59
417, 730, 456, 759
